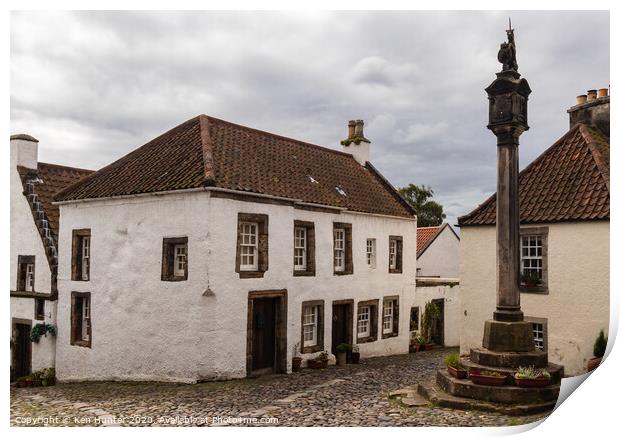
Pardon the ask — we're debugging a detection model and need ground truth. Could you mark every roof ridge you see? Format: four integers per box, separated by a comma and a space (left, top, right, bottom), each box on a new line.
38, 161, 94, 173
200, 114, 356, 159
579, 124, 610, 193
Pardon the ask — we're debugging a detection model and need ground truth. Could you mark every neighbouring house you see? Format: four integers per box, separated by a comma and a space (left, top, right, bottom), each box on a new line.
10, 134, 93, 381
51, 116, 417, 382
458, 88, 610, 375
411, 224, 460, 348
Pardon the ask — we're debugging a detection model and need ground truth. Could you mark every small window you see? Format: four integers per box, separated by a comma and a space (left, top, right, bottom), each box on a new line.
333, 223, 353, 275
161, 237, 188, 281
334, 229, 345, 272
294, 227, 307, 271
34, 298, 45, 321
16, 255, 35, 292
519, 227, 548, 292
382, 296, 400, 339
357, 299, 378, 343
71, 229, 91, 281
357, 306, 370, 338
366, 238, 376, 268
236, 213, 269, 278
293, 221, 316, 276
240, 222, 259, 271
301, 300, 324, 353
71, 292, 91, 348
388, 236, 403, 274
526, 317, 548, 352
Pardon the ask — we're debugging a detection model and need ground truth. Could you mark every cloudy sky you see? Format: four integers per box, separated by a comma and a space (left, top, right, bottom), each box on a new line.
10, 11, 609, 225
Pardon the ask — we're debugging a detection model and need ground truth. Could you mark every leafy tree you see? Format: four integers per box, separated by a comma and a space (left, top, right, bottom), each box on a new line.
398, 184, 446, 227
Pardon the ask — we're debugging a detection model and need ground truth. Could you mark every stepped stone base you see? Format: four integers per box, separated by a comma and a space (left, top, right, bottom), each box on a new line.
460, 358, 563, 385
417, 381, 557, 416
483, 320, 535, 352
470, 348, 548, 368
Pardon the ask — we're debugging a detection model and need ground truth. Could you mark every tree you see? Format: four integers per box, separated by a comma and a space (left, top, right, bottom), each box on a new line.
398, 183, 446, 227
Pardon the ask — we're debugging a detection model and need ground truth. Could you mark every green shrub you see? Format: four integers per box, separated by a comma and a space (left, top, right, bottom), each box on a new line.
444, 353, 460, 368
593, 330, 607, 358
335, 343, 352, 353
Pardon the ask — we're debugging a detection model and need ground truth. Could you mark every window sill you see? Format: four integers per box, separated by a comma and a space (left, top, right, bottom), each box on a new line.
71, 340, 91, 348
239, 271, 265, 279
71, 278, 90, 282
293, 270, 315, 277
334, 271, 353, 276
381, 332, 398, 339
161, 275, 188, 282
388, 270, 403, 274
519, 285, 549, 295
357, 335, 377, 344
11, 290, 54, 300
301, 344, 323, 354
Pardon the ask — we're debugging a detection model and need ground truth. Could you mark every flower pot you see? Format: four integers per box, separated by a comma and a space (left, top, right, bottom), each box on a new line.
587, 357, 602, 372
424, 343, 434, 351
469, 372, 507, 386
336, 352, 347, 367
514, 377, 551, 388
292, 357, 302, 372
24, 380, 33, 388
307, 359, 327, 370
351, 352, 360, 364
447, 365, 467, 379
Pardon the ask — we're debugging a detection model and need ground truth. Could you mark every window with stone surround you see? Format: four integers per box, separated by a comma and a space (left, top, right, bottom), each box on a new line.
293, 221, 315, 276
71, 229, 91, 281
236, 213, 268, 278
333, 222, 353, 275
526, 316, 548, 352
161, 237, 188, 281
71, 292, 91, 348
366, 238, 376, 268
16, 255, 35, 292
519, 227, 548, 293
357, 299, 378, 343
301, 300, 324, 353
381, 296, 400, 338
388, 236, 403, 274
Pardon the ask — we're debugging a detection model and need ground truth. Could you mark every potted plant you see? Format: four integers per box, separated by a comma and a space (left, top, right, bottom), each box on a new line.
16, 376, 28, 388
307, 351, 329, 369
444, 353, 467, 379
520, 272, 542, 290
335, 343, 352, 367
30, 323, 57, 343
292, 342, 302, 372
420, 302, 440, 350
469, 370, 507, 386
31, 371, 42, 387
514, 366, 551, 387
41, 368, 56, 386
351, 345, 360, 364
415, 336, 426, 351
587, 330, 607, 371
23, 375, 33, 388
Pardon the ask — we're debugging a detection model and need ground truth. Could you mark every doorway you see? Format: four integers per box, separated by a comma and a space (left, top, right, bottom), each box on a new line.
247, 290, 287, 377
430, 298, 445, 346
331, 300, 353, 356
11, 318, 32, 382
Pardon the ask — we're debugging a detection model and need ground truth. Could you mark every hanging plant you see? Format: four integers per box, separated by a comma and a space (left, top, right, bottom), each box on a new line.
30, 323, 56, 343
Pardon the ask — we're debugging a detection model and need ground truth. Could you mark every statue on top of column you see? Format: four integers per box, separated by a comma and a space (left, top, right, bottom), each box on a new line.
498, 19, 518, 72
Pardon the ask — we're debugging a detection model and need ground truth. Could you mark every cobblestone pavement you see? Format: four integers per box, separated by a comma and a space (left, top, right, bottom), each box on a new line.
11, 348, 550, 427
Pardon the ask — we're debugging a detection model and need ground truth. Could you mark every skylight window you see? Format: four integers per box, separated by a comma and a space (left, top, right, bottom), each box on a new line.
335, 186, 347, 196
308, 176, 319, 184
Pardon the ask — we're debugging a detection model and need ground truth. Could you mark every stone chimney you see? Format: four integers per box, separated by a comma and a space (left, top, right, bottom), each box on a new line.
567, 88, 610, 137
341, 119, 371, 165
10, 134, 39, 170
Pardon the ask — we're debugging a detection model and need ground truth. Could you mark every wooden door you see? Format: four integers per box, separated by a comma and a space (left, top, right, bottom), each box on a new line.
431, 298, 445, 346
252, 298, 276, 373
331, 303, 352, 354
12, 322, 31, 381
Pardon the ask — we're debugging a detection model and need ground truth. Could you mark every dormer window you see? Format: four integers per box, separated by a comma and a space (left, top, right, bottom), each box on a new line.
335, 186, 347, 196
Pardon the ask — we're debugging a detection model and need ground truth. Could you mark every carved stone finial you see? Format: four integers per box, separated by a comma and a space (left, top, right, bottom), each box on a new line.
497, 23, 518, 72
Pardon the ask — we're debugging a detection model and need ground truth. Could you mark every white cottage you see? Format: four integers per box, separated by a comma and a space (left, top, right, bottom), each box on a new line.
458, 89, 610, 375
10, 134, 92, 381
411, 224, 460, 348
52, 116, 417, 382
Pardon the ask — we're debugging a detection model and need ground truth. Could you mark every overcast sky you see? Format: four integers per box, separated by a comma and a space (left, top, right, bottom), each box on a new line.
10, 11, 609, 225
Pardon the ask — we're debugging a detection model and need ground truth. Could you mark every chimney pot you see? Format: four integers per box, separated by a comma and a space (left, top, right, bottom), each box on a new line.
348, 120, 356, 139
576, 95, 587, 105
586, 89, 597, 102
354, 119, 364, 138
598, 88, 609, 98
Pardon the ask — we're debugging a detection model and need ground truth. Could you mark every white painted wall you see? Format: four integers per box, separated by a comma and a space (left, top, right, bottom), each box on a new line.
412, 282, 460, 347
10, 137, 56, 371
459, 221, 610, 375
56, 191, 416, 382
417, 226, 460, 278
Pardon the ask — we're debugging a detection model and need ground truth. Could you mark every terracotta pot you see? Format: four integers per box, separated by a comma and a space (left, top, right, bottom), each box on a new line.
514, 377, 551, 388
336, 352, 347, 367
25, 380, 33, 388
292, 357, 302, 372
425, 343, 434, 351
448, 365, 467, 379
351, 352, 360, 364
307, 359, 327, 370
587, 357, 602, 372
469, 372, 507, 386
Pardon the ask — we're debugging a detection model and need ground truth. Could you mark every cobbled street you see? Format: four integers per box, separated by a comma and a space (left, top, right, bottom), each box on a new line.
11, 348, 549, 427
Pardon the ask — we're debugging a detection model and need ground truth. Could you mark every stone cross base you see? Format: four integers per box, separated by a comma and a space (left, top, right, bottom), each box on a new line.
482, 319, 535, 352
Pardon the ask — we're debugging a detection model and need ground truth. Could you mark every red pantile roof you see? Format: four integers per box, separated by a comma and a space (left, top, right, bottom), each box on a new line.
18, 163, 94, 237
55, 115, 415, 218
416, 223, 459, 258
458, 124, 610, 226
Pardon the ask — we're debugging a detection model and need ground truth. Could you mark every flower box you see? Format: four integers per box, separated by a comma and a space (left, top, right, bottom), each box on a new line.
469, 372, 507, 386
448, 365, 467, 379
514, 376, 551, 388
307, 359, 327, 369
